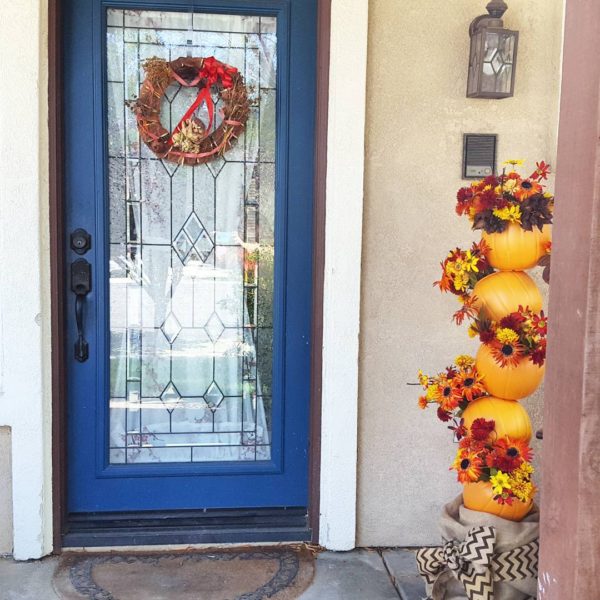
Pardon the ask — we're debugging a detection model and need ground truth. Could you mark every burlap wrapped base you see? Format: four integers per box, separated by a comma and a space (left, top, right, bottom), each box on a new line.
424, 495, 539, 600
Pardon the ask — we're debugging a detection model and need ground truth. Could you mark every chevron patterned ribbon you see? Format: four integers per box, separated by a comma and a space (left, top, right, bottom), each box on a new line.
416, 526, 538, 600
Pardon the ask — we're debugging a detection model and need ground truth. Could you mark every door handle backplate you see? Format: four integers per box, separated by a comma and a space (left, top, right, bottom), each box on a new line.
71, 258, 92, 362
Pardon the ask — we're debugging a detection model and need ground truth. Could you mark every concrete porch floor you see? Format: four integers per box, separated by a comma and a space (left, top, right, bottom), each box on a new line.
0, 549, 426, 600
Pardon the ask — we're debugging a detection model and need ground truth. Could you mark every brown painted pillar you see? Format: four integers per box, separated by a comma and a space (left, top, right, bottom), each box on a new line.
539, 1, 600, 598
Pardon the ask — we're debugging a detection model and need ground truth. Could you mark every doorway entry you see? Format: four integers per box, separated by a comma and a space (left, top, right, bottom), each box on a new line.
62, 0, 317, 545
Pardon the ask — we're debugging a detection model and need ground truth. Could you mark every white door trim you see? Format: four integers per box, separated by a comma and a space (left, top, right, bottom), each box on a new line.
318, 0, 369, 550
0, 0, 52, 560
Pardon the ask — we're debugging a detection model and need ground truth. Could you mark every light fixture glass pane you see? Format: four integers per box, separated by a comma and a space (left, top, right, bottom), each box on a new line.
467, 32, 483, 96
499, 33, 515, 63
497, 63, 513, 94
481, 61, 497, 93
483, 32, 499, 61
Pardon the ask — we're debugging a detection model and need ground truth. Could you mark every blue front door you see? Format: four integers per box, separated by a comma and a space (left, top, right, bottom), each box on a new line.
64, 0, 316, 513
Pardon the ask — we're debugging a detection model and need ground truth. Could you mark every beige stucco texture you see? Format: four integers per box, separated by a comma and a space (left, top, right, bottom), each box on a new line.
357, 0, 564, 546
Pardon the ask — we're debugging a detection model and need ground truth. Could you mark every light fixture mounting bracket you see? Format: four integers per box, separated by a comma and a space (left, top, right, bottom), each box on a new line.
470, 0, 509, 36
486, 0, 508, 18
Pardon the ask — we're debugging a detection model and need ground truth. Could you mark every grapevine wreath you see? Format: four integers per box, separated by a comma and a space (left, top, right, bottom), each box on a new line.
127, 56, 250, 165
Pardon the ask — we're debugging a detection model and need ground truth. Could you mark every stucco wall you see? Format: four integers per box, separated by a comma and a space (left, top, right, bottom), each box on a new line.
357, 0, 564, 546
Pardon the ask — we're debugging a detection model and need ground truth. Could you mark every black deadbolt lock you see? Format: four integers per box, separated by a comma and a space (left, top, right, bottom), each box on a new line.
71, 228, 92, 255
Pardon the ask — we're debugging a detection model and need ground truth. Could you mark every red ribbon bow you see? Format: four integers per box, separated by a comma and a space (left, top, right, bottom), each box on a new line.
200, 56, 237, 89
169, 57, 239, 146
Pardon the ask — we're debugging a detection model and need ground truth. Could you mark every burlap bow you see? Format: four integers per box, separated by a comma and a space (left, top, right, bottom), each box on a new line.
416, 526, 538, 600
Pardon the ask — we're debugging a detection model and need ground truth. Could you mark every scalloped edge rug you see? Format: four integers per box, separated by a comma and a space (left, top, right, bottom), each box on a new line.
52, 547, 314, 600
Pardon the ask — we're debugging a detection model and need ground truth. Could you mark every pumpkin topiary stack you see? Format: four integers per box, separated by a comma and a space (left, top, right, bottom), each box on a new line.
415, 160, 553, 598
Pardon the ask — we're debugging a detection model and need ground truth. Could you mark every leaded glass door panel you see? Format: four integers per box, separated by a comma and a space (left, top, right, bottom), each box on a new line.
64, 0, 316, 514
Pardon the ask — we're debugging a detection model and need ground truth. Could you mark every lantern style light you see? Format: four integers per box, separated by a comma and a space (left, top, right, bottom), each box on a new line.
467, 0, 519, 99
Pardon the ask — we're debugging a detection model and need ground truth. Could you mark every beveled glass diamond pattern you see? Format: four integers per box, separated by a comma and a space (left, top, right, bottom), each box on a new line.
205, 312, 225, 342
160, 312, 182, 344
160, 382, 181, 411
174, 230, 192, 262
186, 248, 202, 264
204, 381, 224, 411
196, 230, 213, 262
173, 213, 214, 264
184, 213, 203, 242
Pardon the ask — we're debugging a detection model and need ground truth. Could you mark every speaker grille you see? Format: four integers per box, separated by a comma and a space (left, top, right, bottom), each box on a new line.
463, 134, 497, 179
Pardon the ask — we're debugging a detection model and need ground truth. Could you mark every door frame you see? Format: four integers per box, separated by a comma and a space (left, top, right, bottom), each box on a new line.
538, 0, 600, 596
49, 0, 333, 550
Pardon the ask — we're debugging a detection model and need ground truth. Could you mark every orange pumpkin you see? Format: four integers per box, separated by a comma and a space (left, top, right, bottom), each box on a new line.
462, 396, 532, 442
476, 344, 544, 400
463, 481, 533, 521
482, 223, 552, 271
472, 271, 542, 321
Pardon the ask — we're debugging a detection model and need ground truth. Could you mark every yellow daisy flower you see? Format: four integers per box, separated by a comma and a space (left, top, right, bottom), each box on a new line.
453, 258, 467, 272
463, 251, 479, 273
426, 385, 439, 401
490, 471, 512, 495
496, 328, 520, 345
455, 355, 475, 368
493, 205, 522, 223
507, 463, 536, 502
453, 272, 469, 292
519, 462, 534, 476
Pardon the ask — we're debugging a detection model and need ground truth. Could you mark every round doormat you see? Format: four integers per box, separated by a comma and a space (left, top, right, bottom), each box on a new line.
53, 547, 315, 600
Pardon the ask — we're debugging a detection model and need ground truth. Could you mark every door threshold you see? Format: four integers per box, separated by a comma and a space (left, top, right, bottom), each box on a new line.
61, 540, 304, 553
63, 507, 311, 548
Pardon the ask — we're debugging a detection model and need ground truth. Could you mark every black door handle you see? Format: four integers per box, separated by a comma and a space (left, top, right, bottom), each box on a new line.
71, 258, 92, 362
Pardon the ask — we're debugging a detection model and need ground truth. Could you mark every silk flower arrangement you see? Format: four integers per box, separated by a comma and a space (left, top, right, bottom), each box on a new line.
417, 159, 552, 517
413, 160, 552, 598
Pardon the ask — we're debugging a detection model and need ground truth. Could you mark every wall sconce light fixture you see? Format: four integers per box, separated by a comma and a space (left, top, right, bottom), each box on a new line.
467, 0, 518, 99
